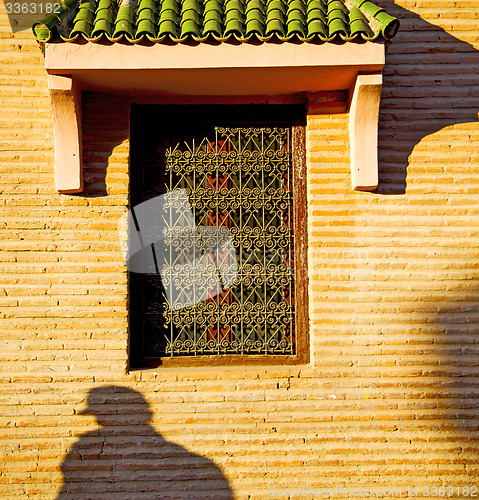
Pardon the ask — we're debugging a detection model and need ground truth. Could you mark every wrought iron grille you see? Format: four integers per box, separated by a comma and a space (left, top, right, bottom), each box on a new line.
131, 110, 301, 361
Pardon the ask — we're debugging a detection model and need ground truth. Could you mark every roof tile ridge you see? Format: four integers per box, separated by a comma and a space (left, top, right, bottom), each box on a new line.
32, 0, 79, 43
346, 0, 399, 39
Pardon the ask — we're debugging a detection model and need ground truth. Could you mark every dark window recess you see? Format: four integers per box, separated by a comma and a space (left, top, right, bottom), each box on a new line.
129, 105, 308, 368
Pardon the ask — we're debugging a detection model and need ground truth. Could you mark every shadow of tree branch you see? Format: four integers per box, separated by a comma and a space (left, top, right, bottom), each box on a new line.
376, 2, 479, 194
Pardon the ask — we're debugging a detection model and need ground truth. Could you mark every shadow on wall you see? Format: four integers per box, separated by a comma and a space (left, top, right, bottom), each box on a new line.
376, 1, 479, 194
4, 2, 37, 33
56, 386, 233, 500
71, 5, 478, 198
76, 92, 131, 198
427, 282, 479, 449
374, 0, 479, 473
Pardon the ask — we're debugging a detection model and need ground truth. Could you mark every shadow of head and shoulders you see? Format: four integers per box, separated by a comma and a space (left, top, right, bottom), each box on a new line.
57, 386, 233, 499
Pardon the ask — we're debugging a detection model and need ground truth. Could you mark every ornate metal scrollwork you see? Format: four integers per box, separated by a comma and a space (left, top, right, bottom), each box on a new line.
144, 126, 295, 357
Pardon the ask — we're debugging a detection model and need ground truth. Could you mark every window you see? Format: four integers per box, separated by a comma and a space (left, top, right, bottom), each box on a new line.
129, 104, 308, 367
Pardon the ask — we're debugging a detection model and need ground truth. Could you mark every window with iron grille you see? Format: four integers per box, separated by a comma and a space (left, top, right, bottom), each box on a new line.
129, 105, 308, 368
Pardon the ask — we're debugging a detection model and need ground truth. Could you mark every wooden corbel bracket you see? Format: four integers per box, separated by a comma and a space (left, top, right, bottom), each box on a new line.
348, 73, 383, 191
48, 74, 83, 193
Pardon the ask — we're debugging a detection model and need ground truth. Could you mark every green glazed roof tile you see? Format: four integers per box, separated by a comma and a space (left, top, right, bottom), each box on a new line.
204, 9, 221, 22
245, 19, 264, 36
328, 9, 348, 23
307, 8, 326, 25
286, 2, 306, 36
136, 1, 157, 37
136, 20, 156, 37
78, 0, 95, 13
181, 9, 201, 23
137, 0, 157, 10
348, 7, 371, 37
117, 5, 135, 21
328, 17, 347, 37
91, 20, 112, 37
358, 0, 382, 17
33, 0, 399, 45
68, 0, 96, 38
159, 10, 178, 22
348, 6, 365, 23
182, 0, 201, 11
204, 0, 222, 12
288, 0, 305, 13
93, 8, 113, 26
307, 0, 326, 14
348, 0, 399, 38
225, 0, 244, 12
137, 7, 155, 21
265, 18, 285, 37
287, 21, 305, 36
246, 0, 264, 12
327, 0, 344, 12
287, 10, 305, 22
266, 7, 285, 20
96, 0, 111, 9
180, 20, 200, 36
204, 19, 222, 36
224, 19, 244, 37
307, 19, 326, 37
375, 10, 399, 38
70, 20, 92, 37
158, 19, 178, 36
266, 0, 286, 14
161, 0, 180, 13
246, 6, 264, 19
246, 8, 264, 32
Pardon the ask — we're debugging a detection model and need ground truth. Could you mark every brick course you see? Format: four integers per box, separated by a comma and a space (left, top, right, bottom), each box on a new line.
1, 0, 479, 498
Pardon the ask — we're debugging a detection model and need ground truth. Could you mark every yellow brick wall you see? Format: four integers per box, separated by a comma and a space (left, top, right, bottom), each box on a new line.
1, 0, 478, 498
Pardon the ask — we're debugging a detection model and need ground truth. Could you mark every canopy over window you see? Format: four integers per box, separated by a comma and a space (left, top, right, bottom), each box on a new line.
32, 0, 399, 194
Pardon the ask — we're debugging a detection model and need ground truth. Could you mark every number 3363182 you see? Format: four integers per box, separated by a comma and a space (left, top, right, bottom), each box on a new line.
5, 3, 60, 14
423, 486, 478, 497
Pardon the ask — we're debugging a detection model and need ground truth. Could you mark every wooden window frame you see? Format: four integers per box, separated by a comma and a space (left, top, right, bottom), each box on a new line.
128, 104, 309, 369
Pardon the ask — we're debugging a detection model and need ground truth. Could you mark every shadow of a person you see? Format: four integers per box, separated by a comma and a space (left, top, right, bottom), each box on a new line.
56, 386, 233, 500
